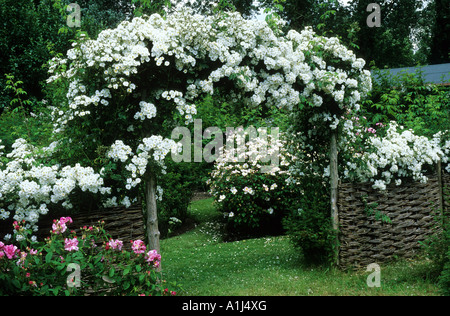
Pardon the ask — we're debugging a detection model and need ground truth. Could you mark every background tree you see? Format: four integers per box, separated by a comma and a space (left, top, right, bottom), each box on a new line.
428, 0, 450, 64
347, 0, 420, 68
261, 0, 444, 68
263, 0, 351, 36
0, 0, 74, 111
76, 0, 135, 38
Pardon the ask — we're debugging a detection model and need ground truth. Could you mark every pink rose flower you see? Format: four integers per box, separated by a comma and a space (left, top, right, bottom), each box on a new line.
60, 217, 73, 225
145, 249, 161, 267
131, 240, 146, 254
51, 217, 73, 234
107, 239, 123, 251
64, 237, 79, 252
3, 244, 19, 259
52, 221, 67, 234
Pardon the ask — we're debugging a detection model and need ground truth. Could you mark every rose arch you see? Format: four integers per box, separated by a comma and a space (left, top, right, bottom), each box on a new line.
47, 8, 372, 253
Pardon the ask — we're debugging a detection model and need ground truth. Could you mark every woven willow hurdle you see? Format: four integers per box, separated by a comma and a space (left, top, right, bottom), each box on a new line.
338, 172, 449, 269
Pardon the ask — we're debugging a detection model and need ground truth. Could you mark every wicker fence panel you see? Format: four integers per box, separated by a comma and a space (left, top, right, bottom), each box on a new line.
444, 174, 450, 208
338, 176, 443, 269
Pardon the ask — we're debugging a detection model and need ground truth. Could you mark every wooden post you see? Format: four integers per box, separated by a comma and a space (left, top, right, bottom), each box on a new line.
145, 172, 161, 271
140, 88, 161, 254
330, 130, 339, 265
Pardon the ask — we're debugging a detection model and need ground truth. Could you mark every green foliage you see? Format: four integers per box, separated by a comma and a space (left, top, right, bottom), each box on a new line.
428, 0, 450, 64
419, 188, 450, 295
0, 0, 74, 109
282, 175, 336, 265
160, 198, 440, 296
262, 0, 442, 68
0, 74, 55, 150
157, 159, 193, 238
209, 132, 297, 240
437, 188, 450, 295
362, 69, 450, 138
361, 194, 392, 224
74, 0, 135, 38
132, 0, 171, 17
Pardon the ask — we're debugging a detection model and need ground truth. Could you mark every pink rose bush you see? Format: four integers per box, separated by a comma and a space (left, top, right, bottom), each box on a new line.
0, 217, 179, 296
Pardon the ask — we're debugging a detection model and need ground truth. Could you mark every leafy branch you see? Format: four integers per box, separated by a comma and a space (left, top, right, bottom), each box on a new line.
4, 73, 32, 110
361, 194, 392, 224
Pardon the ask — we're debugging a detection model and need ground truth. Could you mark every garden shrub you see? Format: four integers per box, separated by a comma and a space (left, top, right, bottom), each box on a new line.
340, 120, 445, 191
417, 187, 450, 295
157, 159, 193, 238
282, 174, 335, 265
209, 130, 297, 239
0, 216, 179, 296
365, 69, 450, 139
438, 227, 450, 296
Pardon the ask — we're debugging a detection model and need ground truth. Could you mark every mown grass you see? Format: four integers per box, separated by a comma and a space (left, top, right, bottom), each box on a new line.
160, 198, 441, 296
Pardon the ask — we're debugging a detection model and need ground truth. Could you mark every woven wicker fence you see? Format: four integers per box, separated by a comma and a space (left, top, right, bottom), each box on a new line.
338, 172, 450, 270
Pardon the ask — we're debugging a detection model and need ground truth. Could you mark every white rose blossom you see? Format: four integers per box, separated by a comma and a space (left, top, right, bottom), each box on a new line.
340, 122, 448, 190
0, 139, 111, 235
48, 9, 372, 136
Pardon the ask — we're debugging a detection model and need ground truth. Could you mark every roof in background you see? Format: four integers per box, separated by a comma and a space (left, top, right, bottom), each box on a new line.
372, 63, 450, 86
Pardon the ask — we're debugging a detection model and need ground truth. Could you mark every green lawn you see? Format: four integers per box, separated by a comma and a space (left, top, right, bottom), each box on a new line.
160, 198, 441, 296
